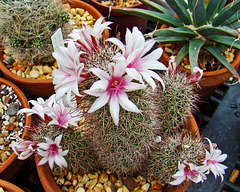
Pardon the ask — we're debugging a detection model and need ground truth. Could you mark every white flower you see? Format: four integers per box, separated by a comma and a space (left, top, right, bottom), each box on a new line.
202, 138, 228, 181
187, 67, 203, 83
17, 95, 55, 120
169, 161, 207, 186
52, 40, 87, 103
69, 17, 112, 53
84, 62, 146, 125
46, 99, 82, 128
37, 135, 68, 170
107, 27, 167, 90
10, 139, 37, 160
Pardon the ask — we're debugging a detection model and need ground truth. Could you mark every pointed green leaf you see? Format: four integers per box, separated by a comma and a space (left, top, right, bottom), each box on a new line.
189, 39, 205, 73
222, 10, 240, 26
208, 35, 240, 50
191, 0, 207, 27
114, 8, 183, 27
197, 26, 239, 37
154, 36, 188, 44
227, 20, 240, 29
212, 0, 240, 26
206, 0, 223, 22
153, 27, 197, 37
165, 0, 192, 25
188, 0, 196, 12
176, 45, 189, 65
140, 0, 174, 15
204, 44, 240, 81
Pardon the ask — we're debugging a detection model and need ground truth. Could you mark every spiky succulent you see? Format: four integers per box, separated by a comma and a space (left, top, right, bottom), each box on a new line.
116, 0, 240, 82
144, 131, 205, 185
0, 0, 72, 64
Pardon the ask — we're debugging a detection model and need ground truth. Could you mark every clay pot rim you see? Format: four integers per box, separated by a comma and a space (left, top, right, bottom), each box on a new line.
36, 113, 199, 192
0, 179, 25, 192
159, 24, 240, 78
0, 78, 31, 175
89, 0, 143, 9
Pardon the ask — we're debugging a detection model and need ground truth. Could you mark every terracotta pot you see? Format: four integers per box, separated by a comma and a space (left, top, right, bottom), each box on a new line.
36, 114, 199, 192
0, 179, 24, 192
158, 24, 240, 101
89, 0, 148, 40
0, 0, 109, 98
0, 78, 31, 181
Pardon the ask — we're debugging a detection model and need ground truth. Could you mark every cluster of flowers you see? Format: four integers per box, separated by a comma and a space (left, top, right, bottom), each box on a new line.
10, 17, 228, 187
169, 138, 227, 185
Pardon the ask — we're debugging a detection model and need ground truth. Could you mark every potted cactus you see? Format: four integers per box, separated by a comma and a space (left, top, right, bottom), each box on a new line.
10, 18, 228, 192
0, 0, 108, 97
116, 0, 240, 100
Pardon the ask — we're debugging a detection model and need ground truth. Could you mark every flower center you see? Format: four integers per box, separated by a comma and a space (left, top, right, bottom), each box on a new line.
184, 164, 198, 177
49, 144, 59, 155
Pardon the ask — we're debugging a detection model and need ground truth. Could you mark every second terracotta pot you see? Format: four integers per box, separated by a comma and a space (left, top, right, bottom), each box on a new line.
89, 0, 148, 40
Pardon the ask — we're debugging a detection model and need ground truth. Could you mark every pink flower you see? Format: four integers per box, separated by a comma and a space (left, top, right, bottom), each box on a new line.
37, 135, 68, 169
169, 161, 207, 186
69, 17, 112, 53
187, 67, 203, 83
10, 139, 37, 160
107, 27, 167, 90
52, 40, 88, 103
84, 62, 146, 125
202, 138, 228, 181
47, 99, 82, 128
17, 95, 55, 120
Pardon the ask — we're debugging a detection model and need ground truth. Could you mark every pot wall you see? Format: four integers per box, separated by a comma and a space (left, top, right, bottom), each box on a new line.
0, 78, 31, 181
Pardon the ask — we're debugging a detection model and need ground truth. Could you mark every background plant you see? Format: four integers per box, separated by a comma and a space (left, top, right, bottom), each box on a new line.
0, 0, 72, 64
116, 0, 240, 82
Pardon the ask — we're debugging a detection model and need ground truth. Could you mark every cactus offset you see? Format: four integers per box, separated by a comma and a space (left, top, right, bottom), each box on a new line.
144, 131, 205, 185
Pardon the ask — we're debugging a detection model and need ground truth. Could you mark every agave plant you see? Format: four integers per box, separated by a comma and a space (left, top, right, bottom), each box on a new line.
116, 0, 240, 82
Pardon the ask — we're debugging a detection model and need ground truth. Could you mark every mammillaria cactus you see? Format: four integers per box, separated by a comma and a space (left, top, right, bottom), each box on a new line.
0, 0, 71, 64
10, 17, 228, 190
116, 0, 240, 82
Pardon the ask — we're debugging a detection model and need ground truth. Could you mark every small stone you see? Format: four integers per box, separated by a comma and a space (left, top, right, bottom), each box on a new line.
43, 65, 52, 74
1, 152, 8, 162
29, 69, 40, 78
77, 174, 83, 182
62, 186, 69, 192
5, 56, 14, 65
2, 96, 10, 105
67, 171, 73, 180
106, 186, 112, 192
117, 188, 123, 192
88, 172, 98, 180
76, 187, 85, 192
122, 186, 129, 192
98, 173, 108, 183
0, 138, 4, 145
81, 174, 89, 184
93, 186, 102, 192
56, 177, 65, 185
64, 181, 72, 186
0, 132, 9, 137
36, 65, 44, 74
122, 177, 138, 191
152, 183, 162, 190
141, 183, 150, 191
72, 179, 78, 186
114, 180, 123, 188
6, 103, 20, 115
8, 116, 16, 124
5, 123, 15, 131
